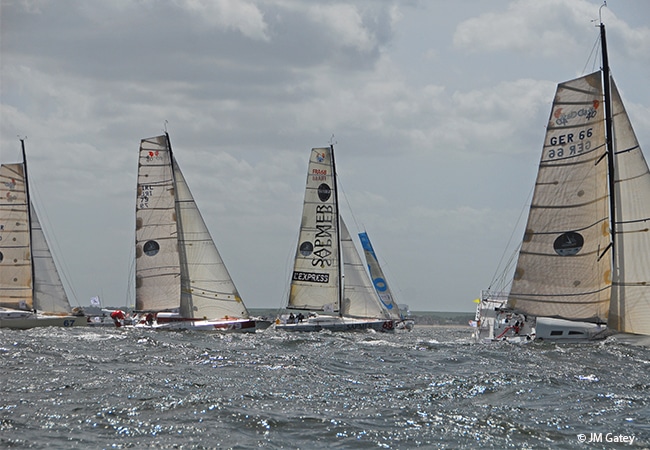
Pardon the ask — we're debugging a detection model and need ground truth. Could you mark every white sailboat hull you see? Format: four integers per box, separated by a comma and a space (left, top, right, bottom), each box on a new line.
275, 314, 395, 332
534, 317, 611, 342
128, 314, 260, 332
0, 309, 86, 329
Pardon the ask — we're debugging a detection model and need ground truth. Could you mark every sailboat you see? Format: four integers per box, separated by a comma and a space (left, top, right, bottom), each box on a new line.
476, 20, 650, 342
0, 140, 86, 329
275, 146, 395, 332
358, 231, 414, 330
132, 133, 265, 332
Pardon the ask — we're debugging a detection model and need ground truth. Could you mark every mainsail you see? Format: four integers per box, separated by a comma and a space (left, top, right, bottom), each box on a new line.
507, 72, 611, 323
135, 134, 249, 319
0, 163, 33, 310
288, 147, 341, 312
358, 231, 402, 321
0, 158, 73, 315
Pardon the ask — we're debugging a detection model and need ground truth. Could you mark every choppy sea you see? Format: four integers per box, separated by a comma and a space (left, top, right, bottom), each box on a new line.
1, 319, 649, 449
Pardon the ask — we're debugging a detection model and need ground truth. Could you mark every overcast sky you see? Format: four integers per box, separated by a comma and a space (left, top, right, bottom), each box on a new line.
1, 0, 649, 313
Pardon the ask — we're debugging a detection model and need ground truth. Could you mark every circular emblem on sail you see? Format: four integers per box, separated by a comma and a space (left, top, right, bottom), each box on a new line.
299, 241, 313, 256
553, 232, 584, 256
143, 240, 160, 257
317, 183, 332, 202
373, 277, 388, 292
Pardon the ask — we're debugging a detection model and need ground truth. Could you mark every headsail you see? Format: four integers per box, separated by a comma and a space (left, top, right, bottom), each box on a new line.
358, 231, 402, 320
288, 147, 341, 312
31, 204, 71, 313
172, 155, 249, 320
506, 72, 611, 323
340, 220, 388, 319
608, 79, 650, 335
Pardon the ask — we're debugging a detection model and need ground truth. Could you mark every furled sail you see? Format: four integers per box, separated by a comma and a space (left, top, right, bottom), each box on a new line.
608, 79, 650, 335
358, 231, 402, 320
288, 147, 341, 312
172, 158, 249, 319
0, 163, 33, 310
135, 135, 181, 311
507, 72, 611, 323
340, 220, 388, 319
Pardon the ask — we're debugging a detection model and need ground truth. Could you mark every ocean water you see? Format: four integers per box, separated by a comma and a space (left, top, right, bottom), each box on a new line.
0, 324, 648, 449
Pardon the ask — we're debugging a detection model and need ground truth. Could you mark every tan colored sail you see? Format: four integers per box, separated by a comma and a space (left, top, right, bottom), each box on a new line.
507, 72, 611, 323
0, 164, 33, 310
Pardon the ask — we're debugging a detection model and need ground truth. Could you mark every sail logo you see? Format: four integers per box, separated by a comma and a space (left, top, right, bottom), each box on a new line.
313, 205, 334, 267
315, 152, 326, 163
146, 150, 162, 162
554, 102, 598, 126
311, 168, 327, 182
5, 192, 17, 202
3, 178, 16, 189
553, 231, 584, 256
293, 271, 330, 283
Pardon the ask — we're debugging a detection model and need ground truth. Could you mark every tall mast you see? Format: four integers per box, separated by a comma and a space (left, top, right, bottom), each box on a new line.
330, 144, 343, 316
166, 132, 192, 317
20, 139, 36, 309
600, 22, 617, 256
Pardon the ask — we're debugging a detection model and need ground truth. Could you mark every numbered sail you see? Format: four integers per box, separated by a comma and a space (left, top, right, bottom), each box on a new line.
340, 220, 387, 319
358, 231, 402, 320
507, 72, 611, 323
135, 135, 181, 311
173, 160, 249, 319
288, 147, 340, 311
608, 79, 650, 335
0, 163, 33, 310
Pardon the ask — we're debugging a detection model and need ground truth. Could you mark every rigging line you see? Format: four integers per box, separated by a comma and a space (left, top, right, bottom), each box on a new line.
582, 33, 601, 75
336, 175, 363, 234
488, 182, 534, 290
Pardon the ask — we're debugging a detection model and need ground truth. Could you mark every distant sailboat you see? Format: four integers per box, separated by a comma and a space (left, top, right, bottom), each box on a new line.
276, 146, 395, 332
358, 231, 414, 330
0, 140, 86, 329
476, 20, 650, 342
132, 133, 265, 331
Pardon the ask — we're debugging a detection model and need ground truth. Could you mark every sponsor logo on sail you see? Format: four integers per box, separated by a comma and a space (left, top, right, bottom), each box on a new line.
554, 101, 598, 126
292, 271, 330, 283
553, 231, 584, 256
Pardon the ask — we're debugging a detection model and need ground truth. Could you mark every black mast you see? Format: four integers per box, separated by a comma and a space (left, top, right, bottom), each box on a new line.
600, 22, 617, 255
165, 131, 191, 317
330, 144, 343, 317
20, 139, 36, 310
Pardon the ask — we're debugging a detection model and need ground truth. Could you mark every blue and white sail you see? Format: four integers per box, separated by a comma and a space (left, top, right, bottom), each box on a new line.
358, 231, 403, 321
